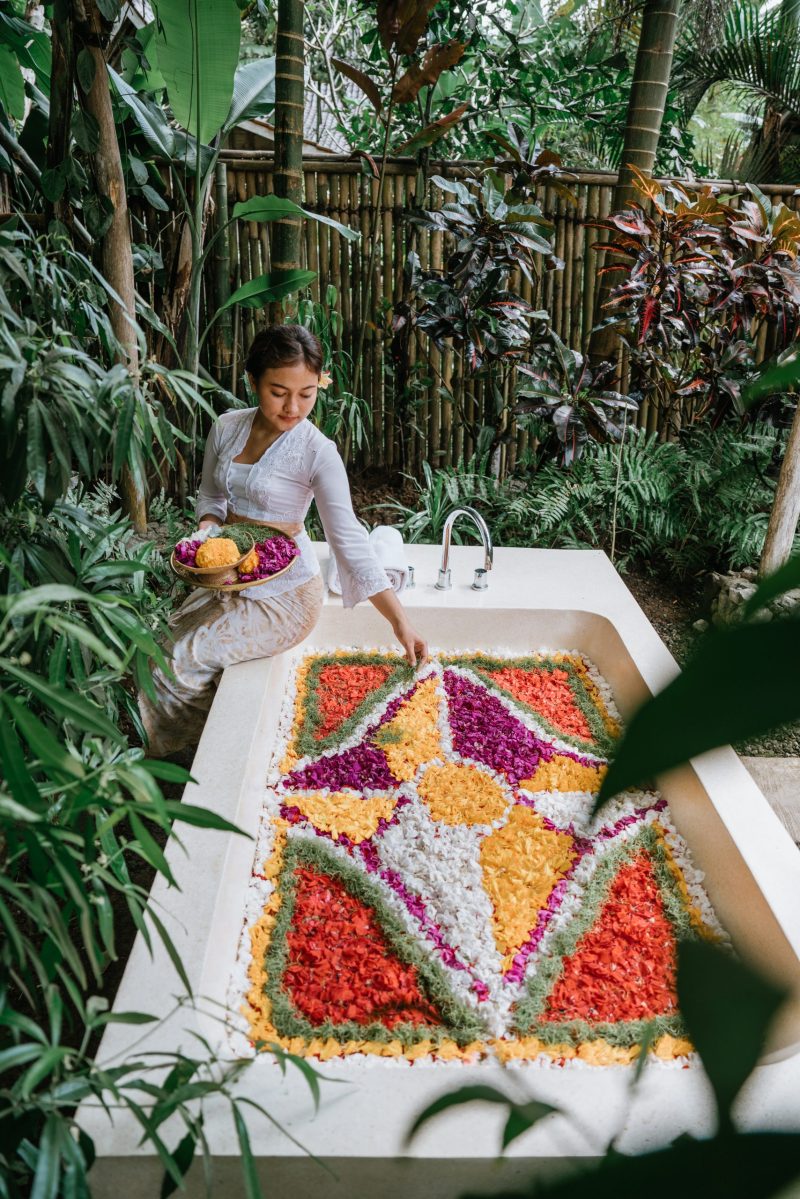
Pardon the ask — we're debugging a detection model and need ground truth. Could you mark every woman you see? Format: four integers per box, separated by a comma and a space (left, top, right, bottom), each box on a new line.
140, 324, 428, 760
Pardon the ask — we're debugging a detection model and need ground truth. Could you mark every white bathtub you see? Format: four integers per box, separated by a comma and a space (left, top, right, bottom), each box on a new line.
80, 545, 800, 1197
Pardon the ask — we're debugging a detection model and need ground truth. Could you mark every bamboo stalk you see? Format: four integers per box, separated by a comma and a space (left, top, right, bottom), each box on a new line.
583, 181, 600, 353
236, 168, 254, 362
350, 173, 362, 402
554, 191, 567, 340
307, 170, 320, 308
382, 174, 395, 470
429, 183, 444, 468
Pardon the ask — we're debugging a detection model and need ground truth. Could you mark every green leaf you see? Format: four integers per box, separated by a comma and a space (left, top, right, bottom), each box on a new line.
3, 661, 123, 743
112, 393, 137, 479
677, 941, 787, 1128
141, 183, 170, 212
76, 48, 96, 94
217, 270, 317, 313
19, 1047, 70, 1099
741, 348, 800, 407
130, 811, 176, 886
0, 1043, 44, 1074
164, 801, 250, 836
0, 712, 42, 808
596, 620, 800, 807
109, 65, 175, 158
223, 57, 276, 131
31, 1113, 61, 1199
0, 12, 51, 89
128, 155, 149, 185
395, 101, 470, 154
95, 1010, 159, 1026
41, 165, 67, 202
0, 44, 25, 121
146, 907, 193, 996
160, 1128, 197, 1199
71, 110, 100, 154
302, 207, 360, 243
97, 0, 121, 18
83, 193, 115, 239
232, 1105, 262, 1199
231, 194, 304, 222
154, 0, 241, 144
3, 695, 85, 780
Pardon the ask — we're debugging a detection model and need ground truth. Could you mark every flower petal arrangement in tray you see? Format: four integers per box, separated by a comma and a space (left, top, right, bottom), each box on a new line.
171, 523, 300, 590
229, 647, 729, 1068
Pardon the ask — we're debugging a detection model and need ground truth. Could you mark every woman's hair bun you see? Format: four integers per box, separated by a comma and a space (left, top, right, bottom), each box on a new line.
244, 324, 323, 380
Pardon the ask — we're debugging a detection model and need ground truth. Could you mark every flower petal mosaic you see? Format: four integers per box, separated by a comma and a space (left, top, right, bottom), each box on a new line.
229, 647, 727, 1068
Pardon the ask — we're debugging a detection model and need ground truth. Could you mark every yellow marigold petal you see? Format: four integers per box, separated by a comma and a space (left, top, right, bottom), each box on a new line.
521, 755, 607, 794
481, 805, 576, 964
418, 760, 509, 826
288, 790, 397, 843
652, 1034, 694, 1060
375, 677, 442, 782
576, 1039, 639, 1066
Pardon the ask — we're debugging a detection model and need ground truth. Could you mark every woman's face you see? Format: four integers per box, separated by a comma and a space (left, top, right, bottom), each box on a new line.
249, 361, 319, 436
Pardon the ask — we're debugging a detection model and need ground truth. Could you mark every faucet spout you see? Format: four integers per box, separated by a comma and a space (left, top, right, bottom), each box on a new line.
436, 506, 494, 590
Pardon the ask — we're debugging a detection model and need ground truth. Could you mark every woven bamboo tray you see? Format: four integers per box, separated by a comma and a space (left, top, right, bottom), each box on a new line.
169, 529, 300, 592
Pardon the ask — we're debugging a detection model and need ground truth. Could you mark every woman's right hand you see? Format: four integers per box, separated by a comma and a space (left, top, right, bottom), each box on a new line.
198, 517, 223, 531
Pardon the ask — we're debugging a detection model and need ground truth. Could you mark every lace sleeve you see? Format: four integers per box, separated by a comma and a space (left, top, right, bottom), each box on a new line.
195, 419, 228, 523
310, 441, 390, 608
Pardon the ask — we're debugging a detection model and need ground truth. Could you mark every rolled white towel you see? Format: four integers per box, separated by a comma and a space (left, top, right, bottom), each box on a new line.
327, 526, 409, 596
368, 526, 409, 595
327, 551, 343, 595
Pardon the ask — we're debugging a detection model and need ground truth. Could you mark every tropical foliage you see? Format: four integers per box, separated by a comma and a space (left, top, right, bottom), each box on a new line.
0, 1, 800, 1191
593, 171, 800, 433
379, 422, 797, 577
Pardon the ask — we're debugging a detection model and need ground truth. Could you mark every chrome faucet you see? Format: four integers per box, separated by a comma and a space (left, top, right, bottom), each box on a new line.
436, 507, 494, 591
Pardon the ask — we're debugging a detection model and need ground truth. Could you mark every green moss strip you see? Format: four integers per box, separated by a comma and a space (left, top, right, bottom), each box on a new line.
263, 836, 487, 1048
292, 651, 415, 760
513, 824, 697, 1043
445, 653, 617, 758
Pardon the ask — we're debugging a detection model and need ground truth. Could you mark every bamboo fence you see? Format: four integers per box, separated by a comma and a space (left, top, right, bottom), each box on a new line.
176, 155, 800, 473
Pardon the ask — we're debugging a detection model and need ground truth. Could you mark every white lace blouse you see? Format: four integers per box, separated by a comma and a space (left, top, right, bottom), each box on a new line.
195, 408, 391, 608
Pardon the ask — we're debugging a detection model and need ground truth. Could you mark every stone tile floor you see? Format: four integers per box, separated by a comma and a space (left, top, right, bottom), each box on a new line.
741, 757, 800, 846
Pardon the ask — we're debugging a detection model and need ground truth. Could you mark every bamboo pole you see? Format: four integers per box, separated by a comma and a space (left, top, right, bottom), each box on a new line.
583, 181, 600, 353
382, 174, 395, 470
237, 168, 254, 356
306, 170, 320, 306
570, 186, 586, 351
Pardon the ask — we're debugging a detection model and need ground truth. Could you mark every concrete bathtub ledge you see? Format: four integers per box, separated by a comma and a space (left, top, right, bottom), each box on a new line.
81, 545, 800, 1195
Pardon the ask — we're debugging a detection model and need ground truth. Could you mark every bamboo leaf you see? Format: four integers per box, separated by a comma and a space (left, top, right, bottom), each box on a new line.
31, 1113, 61, 1199
232, 1105, 262, 1199
3, 661, 123, 742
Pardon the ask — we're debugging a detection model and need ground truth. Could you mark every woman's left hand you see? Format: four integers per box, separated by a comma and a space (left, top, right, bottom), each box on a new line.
393, 618, 428, 668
